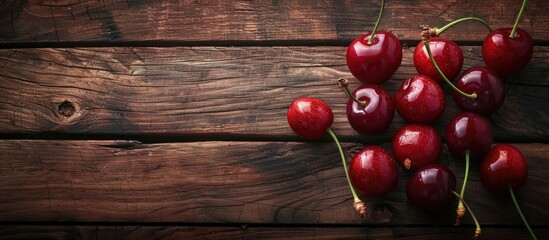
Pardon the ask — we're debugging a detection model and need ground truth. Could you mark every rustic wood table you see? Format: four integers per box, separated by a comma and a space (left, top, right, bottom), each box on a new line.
1, 0, 548, 239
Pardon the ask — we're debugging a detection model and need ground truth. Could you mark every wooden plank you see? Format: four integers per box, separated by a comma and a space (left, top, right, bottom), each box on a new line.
1, 0, 548, 44
1, 47, 548, 141
0, 140, 547, 225
0, 225, 547, 240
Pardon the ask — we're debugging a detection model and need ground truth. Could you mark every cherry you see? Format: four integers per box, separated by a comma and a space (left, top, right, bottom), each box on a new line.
340, 81, 395, 135
413, 18, 491, 84
406, 163, 456, 211
287, 97, 367, 217
346, 0, 402, 85
480, 144, 527, 194
394, 74, 445, 123
287, 97, 333, 140
445, 112, 493, 224
414, 37, 463, 84
391, 124, 442, 170
479, 144, 538, 240
349, 146, 398, 198
445, 112, 493, 159
453, 66, 505, 116
482, 0, 533, 77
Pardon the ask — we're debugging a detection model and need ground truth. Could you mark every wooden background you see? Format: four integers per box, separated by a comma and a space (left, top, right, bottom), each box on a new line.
1, 0, 548, 239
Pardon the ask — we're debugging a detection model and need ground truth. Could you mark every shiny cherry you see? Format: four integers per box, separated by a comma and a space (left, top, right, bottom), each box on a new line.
454, 66, 505, 116
392, 124, 442, 170
287, 97, 333, 140
346, 84, 395, 135
406, 163, 456, 211
445, 112, 493, 159
482, 28, 533, 77
414, 37, 463, 83
349, 146, 398, 198
394, 74, 445, 123
479, 144, 528, 195
347, 31, 403, 85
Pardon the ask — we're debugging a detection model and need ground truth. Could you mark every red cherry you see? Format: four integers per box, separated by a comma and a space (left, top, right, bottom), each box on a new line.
406, 163, 456, 211
414, 37, 463, 83
479, 144, 528, 195
445, 112, 493, 159
482, 28, 533, 77
453, 66, 505, 116
346, 31, 403, 85
346, 84, 395, 135
349, 146, 398, 198
394, 74, 446, 123
287, 97, 333, 140
391, 124, 442, 170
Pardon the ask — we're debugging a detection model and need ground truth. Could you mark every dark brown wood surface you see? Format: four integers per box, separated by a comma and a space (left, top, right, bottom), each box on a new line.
1, 0, 548, 44
0, 0, 547, 239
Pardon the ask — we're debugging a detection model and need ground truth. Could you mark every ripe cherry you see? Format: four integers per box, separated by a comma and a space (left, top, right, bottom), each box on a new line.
414, 37, 463, 84
287, 97, 333, 140
483, 28, 532, 77
391, 124, 442, 170
406, 164, 456, 211
394, 74, 445, 123
479, 144, 538, 240
445, 112, 493, 159
341, 82, 395, 135
346, 0, 402, 85
480, 144, 527, 194
446, 112, 493, 224
482, 0, 532, 77
454, 66, 505, 116
349, 146, 398, 198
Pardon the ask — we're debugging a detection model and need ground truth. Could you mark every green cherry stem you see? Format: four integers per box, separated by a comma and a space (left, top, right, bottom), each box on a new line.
435, 17, 492, 36
339, 78, 366, 107
368, 0, 385, 44
456, 150, 471, 225
509, 185, 538, 240
510, 0, 528, 38
327, 128, 367, 217
452, 190, 482, 239
421, 27, 477, 99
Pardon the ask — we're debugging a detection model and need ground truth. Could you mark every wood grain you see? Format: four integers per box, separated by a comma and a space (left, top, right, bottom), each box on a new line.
0, 140, 547, 225
1, 46, 548, 142
0, 225, 547, 240
1, 0, 548, 44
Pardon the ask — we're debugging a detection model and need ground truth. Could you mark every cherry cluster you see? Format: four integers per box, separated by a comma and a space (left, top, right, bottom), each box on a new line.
286, 0, 537, 239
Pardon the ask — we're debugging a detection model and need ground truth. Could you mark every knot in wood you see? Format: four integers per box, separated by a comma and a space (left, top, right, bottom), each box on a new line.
57, 100, 76, 118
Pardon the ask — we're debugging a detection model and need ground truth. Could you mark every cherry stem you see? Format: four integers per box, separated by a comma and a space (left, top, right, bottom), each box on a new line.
452, 190, 482, 239
509, 185, 538, 240
368, 0, 385, 44
339, 78, 366, 107
435, 17, 492, 36
327, 128, 366, 217
421, 28, 477, 99
510, 0, 528, 38
456, 150, 471, 225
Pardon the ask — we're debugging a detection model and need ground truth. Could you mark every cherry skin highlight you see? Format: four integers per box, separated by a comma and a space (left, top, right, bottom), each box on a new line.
445, 112, 493, 159
479, 144, 528, 195
346, 84, 395, 135
414, 37, 463, 83
394, 74, 446, 123
347, 31, 403, 85
392, 124, 442, 170
454, 66, 505, 116
406, 163, 457, 211
349, 146, 399, 198
287, 97, 333, 140
482, 28, 533, 77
